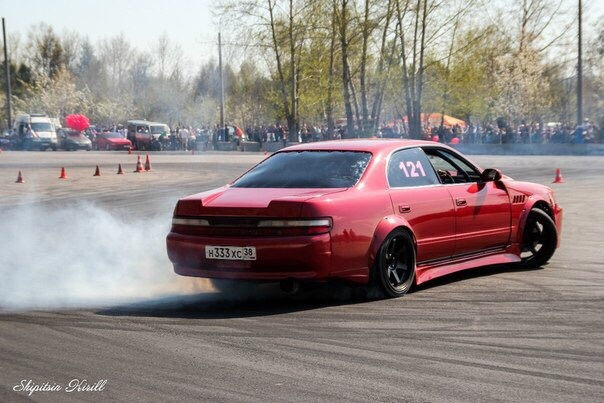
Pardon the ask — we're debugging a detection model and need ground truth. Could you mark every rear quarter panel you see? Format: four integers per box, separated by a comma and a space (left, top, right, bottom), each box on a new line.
302, 188, 393, 283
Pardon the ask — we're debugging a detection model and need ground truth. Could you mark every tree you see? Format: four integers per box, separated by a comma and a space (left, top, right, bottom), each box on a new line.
218, 0, 320, 135
26, 23, 64, 79
98, 34, 133, 97
14, 68, 89, 119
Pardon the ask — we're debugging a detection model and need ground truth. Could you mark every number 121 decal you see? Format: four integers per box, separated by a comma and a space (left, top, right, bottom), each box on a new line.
399, 161, 426, 177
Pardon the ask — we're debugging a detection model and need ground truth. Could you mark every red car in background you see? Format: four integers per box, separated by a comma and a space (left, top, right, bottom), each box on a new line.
95, 132, 132, 151
166, 140, 563, 298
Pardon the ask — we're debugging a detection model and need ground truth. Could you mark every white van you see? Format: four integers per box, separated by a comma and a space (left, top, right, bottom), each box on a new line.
14, 113, 58, 151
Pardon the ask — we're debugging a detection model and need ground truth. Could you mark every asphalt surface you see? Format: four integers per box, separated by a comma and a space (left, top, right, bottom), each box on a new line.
0, 150, 602, 402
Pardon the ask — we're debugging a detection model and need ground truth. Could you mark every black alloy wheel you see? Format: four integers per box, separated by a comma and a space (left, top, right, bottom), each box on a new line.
520, 208, 557, 268
371, 229, 416, 298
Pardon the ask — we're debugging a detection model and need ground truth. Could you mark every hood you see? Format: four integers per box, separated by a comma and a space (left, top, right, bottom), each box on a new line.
106, 137, 129, 143
68, 136, 91, 144
34, 131, 56, 139
504, 179, 552, 197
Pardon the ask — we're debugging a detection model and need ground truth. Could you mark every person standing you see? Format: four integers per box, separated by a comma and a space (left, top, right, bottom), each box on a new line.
25, 125, 35, 151
179, 127, 190, 150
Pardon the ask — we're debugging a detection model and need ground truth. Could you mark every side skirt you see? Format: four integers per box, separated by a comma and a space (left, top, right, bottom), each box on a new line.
415, 247, 521, 286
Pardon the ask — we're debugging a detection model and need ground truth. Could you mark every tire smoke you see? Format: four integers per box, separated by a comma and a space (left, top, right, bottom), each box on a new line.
0, 202, 210, 311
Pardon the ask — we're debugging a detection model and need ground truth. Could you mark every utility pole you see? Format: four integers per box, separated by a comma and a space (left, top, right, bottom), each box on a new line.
2, 18, 12, 131
218, 32, 225, 133
577, 0, 583, 126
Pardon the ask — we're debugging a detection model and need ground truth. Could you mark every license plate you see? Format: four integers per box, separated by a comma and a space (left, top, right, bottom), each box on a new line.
205, 246, 257, 261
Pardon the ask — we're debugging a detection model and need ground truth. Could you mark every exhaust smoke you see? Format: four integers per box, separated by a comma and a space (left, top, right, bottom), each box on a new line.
0, 201, 210, 311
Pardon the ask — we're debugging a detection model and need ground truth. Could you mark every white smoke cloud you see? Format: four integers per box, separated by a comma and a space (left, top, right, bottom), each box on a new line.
0, 202, 210, 311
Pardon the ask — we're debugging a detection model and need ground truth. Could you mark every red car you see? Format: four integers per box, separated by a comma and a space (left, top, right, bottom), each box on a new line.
166, 140, 563, 298
95, 132, 132, 151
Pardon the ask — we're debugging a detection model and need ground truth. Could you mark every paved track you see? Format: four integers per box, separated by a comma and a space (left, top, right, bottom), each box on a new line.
0, 150, 602, 402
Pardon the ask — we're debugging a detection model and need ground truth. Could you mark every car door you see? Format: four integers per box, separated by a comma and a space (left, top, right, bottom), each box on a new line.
387, 147, 456, 263
423, 147, 511, 256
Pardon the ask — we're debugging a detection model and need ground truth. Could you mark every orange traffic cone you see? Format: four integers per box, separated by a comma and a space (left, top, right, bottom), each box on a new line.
133, 156, 144, 173
93, 165, 101, 176
59, 167, 67, 179
144, 154, 152, 171
117, 164, 124, 175
552, 168, 565, 183
128, 146, 132, 155
15, 171, 24, 183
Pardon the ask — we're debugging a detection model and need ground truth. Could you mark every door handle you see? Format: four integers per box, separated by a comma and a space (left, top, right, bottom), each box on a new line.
456, 198, 467, 207
398, 204, 411, 213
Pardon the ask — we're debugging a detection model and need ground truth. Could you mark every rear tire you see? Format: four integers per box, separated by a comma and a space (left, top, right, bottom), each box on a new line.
519, 208, 557, 268
368, 229, 416, 298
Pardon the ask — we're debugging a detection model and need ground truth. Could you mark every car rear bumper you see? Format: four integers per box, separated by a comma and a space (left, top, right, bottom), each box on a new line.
166, 232, 332, 281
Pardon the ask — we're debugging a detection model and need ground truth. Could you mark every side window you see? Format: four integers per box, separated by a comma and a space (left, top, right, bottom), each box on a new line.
424, 148, 481, 184
388, 148, 439, 188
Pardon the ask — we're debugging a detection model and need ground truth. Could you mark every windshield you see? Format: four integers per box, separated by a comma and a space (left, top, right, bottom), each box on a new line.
233, 151, 372, 188
31, 122, 54, 132
150, 125, 168, 134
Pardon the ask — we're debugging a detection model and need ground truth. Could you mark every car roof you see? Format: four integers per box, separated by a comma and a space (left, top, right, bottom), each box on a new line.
281, 138, 447, 153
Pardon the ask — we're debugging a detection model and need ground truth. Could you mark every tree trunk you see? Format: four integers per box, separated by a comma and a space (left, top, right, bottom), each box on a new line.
340, 0, 355, 138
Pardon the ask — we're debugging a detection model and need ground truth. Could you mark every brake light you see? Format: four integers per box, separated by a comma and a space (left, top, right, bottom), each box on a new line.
257, 218, 332, 235
172, 218, 210, 226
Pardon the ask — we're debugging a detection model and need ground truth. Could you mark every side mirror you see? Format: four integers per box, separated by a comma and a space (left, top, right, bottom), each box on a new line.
481, 168, 502, 182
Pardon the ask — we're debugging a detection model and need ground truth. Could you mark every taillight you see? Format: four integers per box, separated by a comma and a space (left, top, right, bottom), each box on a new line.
171, 217, 332, 236
172, 218, 210, 226
257, 218, 332, 235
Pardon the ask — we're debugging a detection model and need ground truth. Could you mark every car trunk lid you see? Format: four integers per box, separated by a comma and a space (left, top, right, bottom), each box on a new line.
176, 187, 345, 218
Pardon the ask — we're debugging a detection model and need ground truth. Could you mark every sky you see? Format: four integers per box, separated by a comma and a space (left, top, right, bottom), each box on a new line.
1, 0, 601, 73
1, 0, 221, 73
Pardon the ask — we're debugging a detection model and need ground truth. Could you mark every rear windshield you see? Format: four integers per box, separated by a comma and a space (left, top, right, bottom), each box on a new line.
233, 151, 372, 188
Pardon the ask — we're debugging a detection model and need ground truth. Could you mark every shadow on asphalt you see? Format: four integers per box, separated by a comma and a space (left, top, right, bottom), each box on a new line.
413, 263, 546, 292
96, 263, 546, 319
96, 282, 365, 319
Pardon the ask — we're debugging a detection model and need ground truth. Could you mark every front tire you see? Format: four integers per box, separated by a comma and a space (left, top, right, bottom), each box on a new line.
369, 229, 416, 298
519, 208, 557, 268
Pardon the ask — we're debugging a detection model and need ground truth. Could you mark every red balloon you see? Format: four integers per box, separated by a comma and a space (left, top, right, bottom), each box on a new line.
65, 114, 90, 132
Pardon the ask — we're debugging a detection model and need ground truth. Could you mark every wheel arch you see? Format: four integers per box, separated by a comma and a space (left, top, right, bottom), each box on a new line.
367, 216, 417, 275
516, 197, 555, 243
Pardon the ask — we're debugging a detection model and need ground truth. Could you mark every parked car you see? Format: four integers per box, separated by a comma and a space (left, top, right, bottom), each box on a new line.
95, 132, 132, 150
166, 139, 563, 298
58, 129, 92, 151
127, 120, 169, 151
13, 114, 58, 151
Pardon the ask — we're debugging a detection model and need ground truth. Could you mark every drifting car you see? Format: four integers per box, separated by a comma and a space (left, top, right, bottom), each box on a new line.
166, 139, 563, 298
95, 132, 132, 151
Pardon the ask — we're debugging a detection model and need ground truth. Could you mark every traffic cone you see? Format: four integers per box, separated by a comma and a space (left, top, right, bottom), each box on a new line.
133, 156, 144, 173
93, 165, 101, 176
552, 168, 565, 183
59, 167, 67, 179
128, 146, 132, 155
117, 164, 124, 175
144, 154, 152, 171
15, 171, 24, 183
